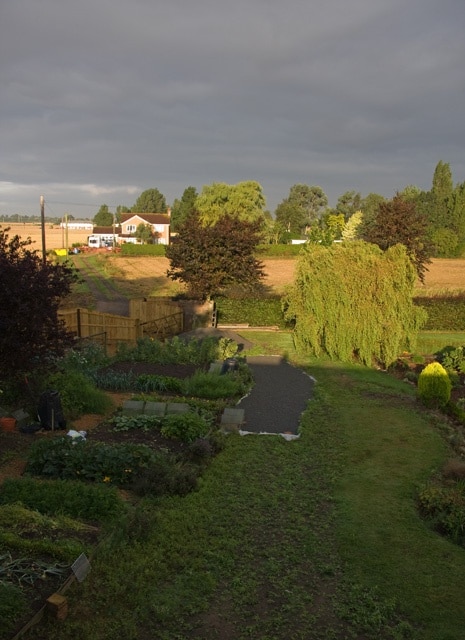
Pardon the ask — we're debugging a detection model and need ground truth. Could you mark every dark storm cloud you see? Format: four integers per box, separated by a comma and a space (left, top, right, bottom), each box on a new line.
1, 0, 464, 216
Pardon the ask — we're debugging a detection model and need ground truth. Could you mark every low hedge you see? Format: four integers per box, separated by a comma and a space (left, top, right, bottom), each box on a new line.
120, 244, 166, 256
414, 294, 465, 330
214, 296, 288, 327
256, 244, 304, 257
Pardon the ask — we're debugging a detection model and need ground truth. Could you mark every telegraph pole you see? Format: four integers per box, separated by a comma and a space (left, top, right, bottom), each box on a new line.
40, 195, 46, 265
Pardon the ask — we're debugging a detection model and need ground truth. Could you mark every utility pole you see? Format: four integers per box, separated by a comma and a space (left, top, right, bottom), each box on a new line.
40, 195, 46, 266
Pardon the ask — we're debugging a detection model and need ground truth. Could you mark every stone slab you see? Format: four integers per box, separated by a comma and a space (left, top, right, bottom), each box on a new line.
166, 402, 189, 414
122, 400, 145, 416
144, 402, 167, 417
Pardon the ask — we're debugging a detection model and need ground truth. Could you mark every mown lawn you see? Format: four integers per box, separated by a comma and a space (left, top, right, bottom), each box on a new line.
25, 332, 465, 640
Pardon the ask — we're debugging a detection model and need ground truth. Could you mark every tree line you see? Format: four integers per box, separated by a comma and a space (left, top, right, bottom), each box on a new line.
93, 160, 464, 260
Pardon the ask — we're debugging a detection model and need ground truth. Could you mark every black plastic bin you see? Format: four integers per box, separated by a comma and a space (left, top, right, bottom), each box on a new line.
38, 390, 67, 430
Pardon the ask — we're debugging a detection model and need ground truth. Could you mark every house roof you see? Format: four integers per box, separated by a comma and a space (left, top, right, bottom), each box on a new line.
92, 225, 121, 235
121, 213, 170, 225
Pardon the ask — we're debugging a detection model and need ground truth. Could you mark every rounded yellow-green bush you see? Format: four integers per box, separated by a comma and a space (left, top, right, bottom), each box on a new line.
417, 361, 452, 408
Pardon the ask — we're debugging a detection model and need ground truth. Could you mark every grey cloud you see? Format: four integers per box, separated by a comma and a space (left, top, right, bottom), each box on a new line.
1, 0, 464, 217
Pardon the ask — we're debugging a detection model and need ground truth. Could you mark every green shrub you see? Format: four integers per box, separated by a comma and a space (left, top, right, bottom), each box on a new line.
130, 459, 199, 497
417, 361, 452, 408
216, 337, 238, 359
436, 345, 465, 374
0, 477, 125, 524
43, 371, 114, 418
115, 335, 218, 365
160, 412, 210, 443
418, 482, 465, 545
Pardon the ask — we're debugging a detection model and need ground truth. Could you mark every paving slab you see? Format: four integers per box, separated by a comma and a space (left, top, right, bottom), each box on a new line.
122, 400, 145, 416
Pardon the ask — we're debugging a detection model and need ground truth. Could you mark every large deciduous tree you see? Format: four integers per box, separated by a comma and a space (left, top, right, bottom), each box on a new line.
275, 184, 328, 235
283, 241, 426, 367
0, 228, 78, 386
93, 204, 113, 226
361, 193, 432, 282
166, 213, 265, 299
132, 188, 167, 213
195, 181, 266, 226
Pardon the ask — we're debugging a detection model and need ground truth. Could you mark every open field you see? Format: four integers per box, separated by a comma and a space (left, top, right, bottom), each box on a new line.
1, 222, 91, 251
104, 255, 465, 296
3, 223, 465, 294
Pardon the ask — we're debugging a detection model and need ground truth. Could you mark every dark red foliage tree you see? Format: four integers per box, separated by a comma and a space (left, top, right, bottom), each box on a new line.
361, 194, 432, 283
166, 213, 265, 299
0, 227, 78, 386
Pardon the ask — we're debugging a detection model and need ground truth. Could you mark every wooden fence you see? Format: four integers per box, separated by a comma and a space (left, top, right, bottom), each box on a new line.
58, 300, 184, 353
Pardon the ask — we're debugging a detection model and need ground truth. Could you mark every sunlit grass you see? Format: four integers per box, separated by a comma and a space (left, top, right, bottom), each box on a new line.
415, 331, 465, 356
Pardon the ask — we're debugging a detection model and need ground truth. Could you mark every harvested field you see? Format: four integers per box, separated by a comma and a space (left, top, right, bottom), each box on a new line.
2, 222, 91, 250
105, 255, 465, 296
3, 224, 465, 294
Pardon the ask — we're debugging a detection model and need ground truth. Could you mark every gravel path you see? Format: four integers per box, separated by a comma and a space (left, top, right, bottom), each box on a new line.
239, 355, 315, 436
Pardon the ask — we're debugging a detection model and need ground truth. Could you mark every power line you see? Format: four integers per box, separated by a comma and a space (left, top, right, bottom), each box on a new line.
46, 200, 123, 208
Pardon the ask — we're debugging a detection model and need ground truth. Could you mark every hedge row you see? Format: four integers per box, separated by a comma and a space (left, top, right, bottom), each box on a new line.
213, 295, 465, 331
414, 295, 465, 331
214, 297, 288, 328
256, 244, 304, 257
119, 244, 302, 258
120, 244, 166, 256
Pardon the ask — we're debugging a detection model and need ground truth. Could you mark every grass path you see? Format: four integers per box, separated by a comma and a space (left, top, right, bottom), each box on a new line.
27, 341, 465, 640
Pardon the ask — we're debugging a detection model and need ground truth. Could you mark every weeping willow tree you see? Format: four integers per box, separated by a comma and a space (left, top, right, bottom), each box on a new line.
283, 241, 427, 367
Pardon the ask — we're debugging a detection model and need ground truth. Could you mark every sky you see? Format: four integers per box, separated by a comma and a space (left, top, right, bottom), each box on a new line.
1, 0, 464, 220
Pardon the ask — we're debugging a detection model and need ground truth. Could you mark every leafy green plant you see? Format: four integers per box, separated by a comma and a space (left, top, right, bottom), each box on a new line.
25, 438, 161, 487
216, 337, 238, 359
0, 477, 125, 525
160, 413, 210, 443
111, 414, 163, 432
135, 374, 184, 394
417, 361, 452, 408
59, 343, 109, 375
91, 369, 137, 391
184, 370, 247, 399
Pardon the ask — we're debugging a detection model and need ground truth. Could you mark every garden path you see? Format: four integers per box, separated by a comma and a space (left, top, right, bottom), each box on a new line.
238, 355, 315, 437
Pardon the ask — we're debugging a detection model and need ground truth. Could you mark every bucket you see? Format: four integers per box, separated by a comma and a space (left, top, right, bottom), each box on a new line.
0, 417, 17, 432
